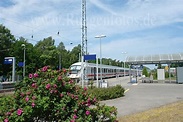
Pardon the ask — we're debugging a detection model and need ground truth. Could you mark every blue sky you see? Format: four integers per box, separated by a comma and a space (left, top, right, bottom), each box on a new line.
0, 0, 183, 68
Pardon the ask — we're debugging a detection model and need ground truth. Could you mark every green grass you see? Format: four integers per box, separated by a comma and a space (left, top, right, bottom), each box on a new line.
118, 100, 183, 122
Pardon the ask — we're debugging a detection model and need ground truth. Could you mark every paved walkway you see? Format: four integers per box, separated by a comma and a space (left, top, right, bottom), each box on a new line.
99, 77, 183, 117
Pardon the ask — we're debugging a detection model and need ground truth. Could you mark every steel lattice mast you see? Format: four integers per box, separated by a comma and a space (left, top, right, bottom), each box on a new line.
81, 0, 87, 56
81, 0, 88, 88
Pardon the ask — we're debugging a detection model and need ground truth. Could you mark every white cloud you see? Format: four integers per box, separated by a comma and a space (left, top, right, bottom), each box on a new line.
89, 0, 117, 15
0, 0, 183, 64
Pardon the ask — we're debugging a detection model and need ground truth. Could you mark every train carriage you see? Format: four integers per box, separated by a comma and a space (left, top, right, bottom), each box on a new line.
68, 62, 141, 82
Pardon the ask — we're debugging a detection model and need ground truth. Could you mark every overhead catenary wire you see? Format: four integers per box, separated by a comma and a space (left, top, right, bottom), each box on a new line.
0, 17, 78, 44
0, 1, 80, 44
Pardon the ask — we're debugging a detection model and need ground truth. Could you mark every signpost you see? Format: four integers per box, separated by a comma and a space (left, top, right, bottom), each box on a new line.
4, 57, 16, 82
82, 54, 96, 88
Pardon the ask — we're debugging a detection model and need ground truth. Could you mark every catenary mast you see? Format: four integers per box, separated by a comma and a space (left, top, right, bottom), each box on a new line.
81, 0, 88, 88
81, 0, 87, 56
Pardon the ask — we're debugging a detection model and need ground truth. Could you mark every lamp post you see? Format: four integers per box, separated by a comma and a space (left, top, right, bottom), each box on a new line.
79, 53, 81, 62
95, 35, 106, 82
122, 52, 127, 76
22, 44, 26, 78
58, 42, 73, 70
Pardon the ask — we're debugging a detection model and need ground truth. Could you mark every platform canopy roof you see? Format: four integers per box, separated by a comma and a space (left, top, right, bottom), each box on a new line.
125, 53, 183, 65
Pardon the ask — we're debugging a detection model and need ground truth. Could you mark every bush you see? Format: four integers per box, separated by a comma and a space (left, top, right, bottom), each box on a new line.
0, 95, 14, 119
165, 72, 169, 78
0, 66, 118, 122
88, 85, 125, 101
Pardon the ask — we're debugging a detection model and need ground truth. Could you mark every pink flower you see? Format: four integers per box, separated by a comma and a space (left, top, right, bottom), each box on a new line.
62, 82, 65, 86
29, 74, 33, 79
93, 97, 97, 102
70, 120, 75, 122
26, 91, 31, 95
71, 94, 74, 99
73, 114, 77, 119
32, 96, 36, 100
82, 102, 85, 105
20, 93, 24, 97
87, 98, 91, 102
42, 66, 48, 72
87, 102, 91, 107
58, 76, 62, 81
69, 80, 73, 84
85, 110, 90, 115
50, 90, 54, 94
45, 84, 51, 89
60, 93, 64, 97
32, 83, 36, 88
54, 90, 58, 93
32, 102, 35, 107
33, 73, 39, 78
83, 93, 87, 96
74, 109, 77, 113
6, 112, 11, 116
25, 96, 29, 102
53, 84, 57, 88
17, 109, 23, 116
75, 96, 78, 100
4, 118, 9, 122
63, 68, 66, 73
84, 87, 87, 91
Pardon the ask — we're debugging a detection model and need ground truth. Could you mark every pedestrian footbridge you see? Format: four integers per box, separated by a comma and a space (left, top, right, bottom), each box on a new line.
125, 53, 183, 65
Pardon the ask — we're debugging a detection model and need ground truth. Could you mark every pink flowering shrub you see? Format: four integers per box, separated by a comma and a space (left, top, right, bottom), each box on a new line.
0, 66, 117, 122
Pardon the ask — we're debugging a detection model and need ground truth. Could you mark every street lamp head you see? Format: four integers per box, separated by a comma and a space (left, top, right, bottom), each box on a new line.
100, 35, 106, 38
21, 44, 25, 47
95, 35, 106, 38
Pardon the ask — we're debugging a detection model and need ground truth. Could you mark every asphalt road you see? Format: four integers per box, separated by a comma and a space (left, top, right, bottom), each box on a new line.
101, 77, 183, 117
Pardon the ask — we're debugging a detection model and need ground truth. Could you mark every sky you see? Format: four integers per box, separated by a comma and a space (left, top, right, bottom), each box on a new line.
0, 0, 183, 68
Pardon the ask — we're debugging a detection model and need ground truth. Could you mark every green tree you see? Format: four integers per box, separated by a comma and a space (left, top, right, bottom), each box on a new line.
70, 44, 81, 63
0, 24, 15, 76
11, 37, 28, 76
34, 37, 58, 67
157, 64, 162, 69
11, 37, 41, 77
142, 67, 148, 77
57, 42, 70, 68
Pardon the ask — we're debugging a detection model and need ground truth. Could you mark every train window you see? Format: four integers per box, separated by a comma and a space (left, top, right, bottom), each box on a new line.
70, 65, 81, 71
91, 67, 94, 73
76, 66, 81, 70
70, 66, 76, 70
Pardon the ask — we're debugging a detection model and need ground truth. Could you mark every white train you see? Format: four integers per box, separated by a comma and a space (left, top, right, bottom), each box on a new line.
68, 62, 141, 82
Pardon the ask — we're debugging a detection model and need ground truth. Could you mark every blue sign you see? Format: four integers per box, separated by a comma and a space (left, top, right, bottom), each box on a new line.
18, 62, 24, 67
84, 54, 96, 61
4, 58, 13, 64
